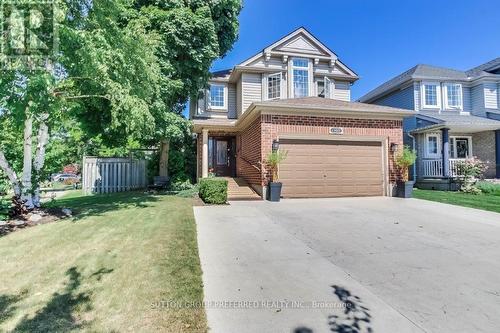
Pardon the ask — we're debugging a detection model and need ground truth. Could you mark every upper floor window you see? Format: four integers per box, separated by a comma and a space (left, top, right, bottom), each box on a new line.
268, 72, 281, 100
422, 82, 441, 109
209, 84, 225, 108
317, 77, 332, 98
444, 83, 462, 109
292, 58, 309, 98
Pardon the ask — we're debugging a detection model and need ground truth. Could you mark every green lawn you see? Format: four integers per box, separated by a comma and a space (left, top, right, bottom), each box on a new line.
413, 189, 500, 213
0, 192, 207, 332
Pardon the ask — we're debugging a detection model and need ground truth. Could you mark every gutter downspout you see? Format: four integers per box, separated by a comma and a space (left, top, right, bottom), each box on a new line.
407, 132, 417, 182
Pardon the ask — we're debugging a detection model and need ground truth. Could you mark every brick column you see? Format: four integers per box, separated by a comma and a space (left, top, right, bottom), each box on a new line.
202, 129, 209, 178
496, 130, 500, 178
441, 128, 450, 177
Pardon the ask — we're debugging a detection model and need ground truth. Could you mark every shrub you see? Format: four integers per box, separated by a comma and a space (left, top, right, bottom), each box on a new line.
455, 158, 487, 194
170, 179, 195, 192
0, 197, 11, 222
394, 146, 417, 182
476, 181, 500, 196
199, 178, 228, 204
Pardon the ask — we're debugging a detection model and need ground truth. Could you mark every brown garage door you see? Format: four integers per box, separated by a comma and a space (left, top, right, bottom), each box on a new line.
279, 139, 384, 198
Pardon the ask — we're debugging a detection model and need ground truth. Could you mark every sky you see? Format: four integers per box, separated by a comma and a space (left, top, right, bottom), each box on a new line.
210, 0, 500, 101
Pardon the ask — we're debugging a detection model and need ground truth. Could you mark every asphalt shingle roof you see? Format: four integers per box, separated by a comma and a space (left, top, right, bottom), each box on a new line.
256, 96, 415, 115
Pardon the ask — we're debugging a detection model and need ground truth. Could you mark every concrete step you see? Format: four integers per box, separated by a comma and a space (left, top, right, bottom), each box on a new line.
224, 177, 262, 201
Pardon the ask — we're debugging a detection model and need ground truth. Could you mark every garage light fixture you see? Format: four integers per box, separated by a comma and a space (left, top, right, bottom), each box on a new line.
272, 140, 279, 152
390, 143, 399, 153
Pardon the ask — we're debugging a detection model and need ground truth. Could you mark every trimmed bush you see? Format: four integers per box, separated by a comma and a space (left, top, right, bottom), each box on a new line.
477, 181, 500, 196
199, 178, 228, 204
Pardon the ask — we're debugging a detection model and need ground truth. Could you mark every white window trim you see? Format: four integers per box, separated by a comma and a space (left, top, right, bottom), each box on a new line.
421, 82, 442, 109
291, 57, 311, 98
449, 136, 472, 159
267, 72, 282, 100
207, 83, 228, 111
443, 83, 463, 110
425, 133, 441, 158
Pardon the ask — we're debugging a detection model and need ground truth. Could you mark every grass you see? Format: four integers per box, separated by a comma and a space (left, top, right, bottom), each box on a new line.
0, 191, 207, 332
413, 188, 500, 213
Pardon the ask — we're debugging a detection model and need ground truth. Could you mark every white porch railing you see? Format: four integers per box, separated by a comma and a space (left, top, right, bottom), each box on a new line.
421, 158, 468, 177
422, 159, 443, 177
449, 159, 464, 177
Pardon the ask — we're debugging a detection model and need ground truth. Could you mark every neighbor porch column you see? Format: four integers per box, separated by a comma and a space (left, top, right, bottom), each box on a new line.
441, 128, 450, 177
202, 129, 209, 178
495, 130, 500, 178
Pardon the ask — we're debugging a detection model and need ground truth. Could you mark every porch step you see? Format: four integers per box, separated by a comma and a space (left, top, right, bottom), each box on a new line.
225, 177, 262, 201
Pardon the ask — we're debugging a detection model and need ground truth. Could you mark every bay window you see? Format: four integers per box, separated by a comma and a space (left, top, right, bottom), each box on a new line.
267, 72, 282, 100
292, 58, 309, 98
317, 77, 332, 98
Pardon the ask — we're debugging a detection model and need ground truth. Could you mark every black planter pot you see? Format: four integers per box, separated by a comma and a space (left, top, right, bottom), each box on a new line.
267, 182, 282, 202
397, 181, 415, 198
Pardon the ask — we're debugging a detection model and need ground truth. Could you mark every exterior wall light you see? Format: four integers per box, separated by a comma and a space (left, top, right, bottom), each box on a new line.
390, 143, 399, 153
272, 140, 280, 152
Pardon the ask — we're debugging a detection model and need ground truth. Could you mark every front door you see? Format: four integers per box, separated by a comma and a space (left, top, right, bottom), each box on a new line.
211, 137, 235, 177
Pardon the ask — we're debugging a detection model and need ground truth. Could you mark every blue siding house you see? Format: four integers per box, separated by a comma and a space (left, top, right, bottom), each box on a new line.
359, 59, 500, 189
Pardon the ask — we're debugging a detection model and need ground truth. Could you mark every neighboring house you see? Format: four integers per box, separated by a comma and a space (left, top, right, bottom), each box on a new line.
190, 27, 413, 199
359, 60, 500, 189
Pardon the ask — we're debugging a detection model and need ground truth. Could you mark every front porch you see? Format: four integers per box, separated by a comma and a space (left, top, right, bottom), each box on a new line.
412, 125, 500, 190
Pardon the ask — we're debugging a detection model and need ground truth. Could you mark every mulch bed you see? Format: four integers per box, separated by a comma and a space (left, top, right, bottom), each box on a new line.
0, 207, 71, 237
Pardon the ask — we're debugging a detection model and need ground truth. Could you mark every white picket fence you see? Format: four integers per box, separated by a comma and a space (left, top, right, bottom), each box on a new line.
82, 157, 147, 194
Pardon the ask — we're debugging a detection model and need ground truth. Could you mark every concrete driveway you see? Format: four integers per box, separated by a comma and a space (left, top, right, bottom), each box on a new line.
194, 197, 500, 333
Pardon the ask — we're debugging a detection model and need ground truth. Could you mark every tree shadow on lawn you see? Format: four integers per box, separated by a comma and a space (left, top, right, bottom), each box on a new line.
45, 191, 162, 221
8, 266, 113, 332
0, 290, 29, 325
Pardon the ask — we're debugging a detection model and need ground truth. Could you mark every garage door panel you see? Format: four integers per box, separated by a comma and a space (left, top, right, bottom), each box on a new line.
279, 139, 384, 198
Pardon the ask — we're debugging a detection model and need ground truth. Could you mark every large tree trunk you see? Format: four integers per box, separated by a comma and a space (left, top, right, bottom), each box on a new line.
0, 150, 20, 196
159, 139, 169, 178
33, 119, 49, 208
21, 115, 34, 209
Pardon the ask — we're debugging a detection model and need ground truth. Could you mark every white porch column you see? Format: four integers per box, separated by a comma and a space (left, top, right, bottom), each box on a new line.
202, 129, 209, 178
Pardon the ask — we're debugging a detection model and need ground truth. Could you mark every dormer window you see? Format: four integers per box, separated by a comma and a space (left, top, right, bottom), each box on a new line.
444, 83, 463, 109
209, 84, 226, 109
421, 82, 441, 109
292, 58, 309, 98
267, 72, 282, 100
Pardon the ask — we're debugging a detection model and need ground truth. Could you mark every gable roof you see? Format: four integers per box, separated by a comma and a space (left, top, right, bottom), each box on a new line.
237, 27, 357, 77
360, 58, 500, 104
466, 57, 500, 77
358, 64, 468, 103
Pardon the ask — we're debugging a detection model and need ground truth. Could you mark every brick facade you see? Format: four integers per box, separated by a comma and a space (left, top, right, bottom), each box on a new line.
259, 114, 403, 186
236, 117, 262, 186
197, 113, 404, 195
472, 131, 497, 178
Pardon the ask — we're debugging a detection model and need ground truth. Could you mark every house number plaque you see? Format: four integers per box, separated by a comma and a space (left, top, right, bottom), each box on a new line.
329, 127, 344, 135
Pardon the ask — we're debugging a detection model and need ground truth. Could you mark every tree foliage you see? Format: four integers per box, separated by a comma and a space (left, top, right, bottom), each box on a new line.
0, 0, 242, 206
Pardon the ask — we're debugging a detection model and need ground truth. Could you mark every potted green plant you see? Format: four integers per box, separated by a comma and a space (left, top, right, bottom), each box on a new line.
265, 150, 288, 202
394, 145, 417, 198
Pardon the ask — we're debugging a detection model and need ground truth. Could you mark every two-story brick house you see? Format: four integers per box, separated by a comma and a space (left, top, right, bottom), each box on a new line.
359, 60, 500, 190
190, 27, 414, 199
